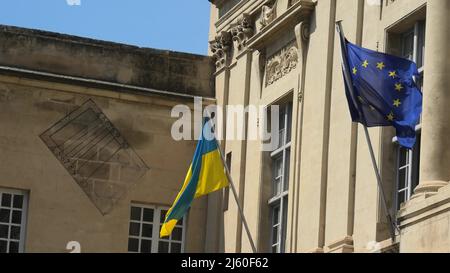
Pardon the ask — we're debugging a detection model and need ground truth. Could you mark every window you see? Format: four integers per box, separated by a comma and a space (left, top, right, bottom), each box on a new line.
401, 21, 425, 89
396, 133, 421, 210
0, 189, 28, 253
394, 20, 425, 209
128, 204, 185, 253
269, 103, 291, 253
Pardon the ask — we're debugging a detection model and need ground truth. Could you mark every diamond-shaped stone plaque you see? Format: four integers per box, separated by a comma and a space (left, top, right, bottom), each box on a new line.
40, 99, 149, 215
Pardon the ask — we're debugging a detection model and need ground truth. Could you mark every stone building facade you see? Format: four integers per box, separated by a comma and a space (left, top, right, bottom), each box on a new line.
0, 25, 215, 253
207, 0, 450, 253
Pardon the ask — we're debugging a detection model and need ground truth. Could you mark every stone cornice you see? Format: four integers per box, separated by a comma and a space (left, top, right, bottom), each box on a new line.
214, 0, 265, 33
215, 0, 250, 29
247, 0, 316, 51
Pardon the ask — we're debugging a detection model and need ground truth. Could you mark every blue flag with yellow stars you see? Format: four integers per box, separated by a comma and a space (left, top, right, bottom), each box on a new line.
340, 37, 423, 149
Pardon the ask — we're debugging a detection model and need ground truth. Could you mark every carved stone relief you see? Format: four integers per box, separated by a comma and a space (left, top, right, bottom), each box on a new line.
210, 31, 232, 70
260, 2, 277, 28
265, 41, 299, 86
230, 13, 254, 53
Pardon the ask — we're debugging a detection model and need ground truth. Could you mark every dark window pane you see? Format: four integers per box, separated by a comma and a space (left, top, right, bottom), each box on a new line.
11, 210, 21, 225
272, 226, 279, 245
1, 194, 12, 207
9, 241, 19, 253
279, 108, 286, 131
286, 105, 292, 143
172, 227, 183, 241
10, 226, 20, 240
272, 206, 280, 226
130, 207, 141, 221
128, 238, 139, 252
402, 31, 414, 60
142, 224, 153, 238
158, 241, 169, 253
160, 210, 168, 223
284, 150, 291, 192
143, 208, 154, 222
0, 240, 6, 253
399, 148, 408, 166
281, 198, 288, 253
171, 243, 182, 253
140, 240, 152, 253
129, 222, 140, 237
411, 133, 421, 191
0, 209, 10, 223
13, 195, 23, 209
398, 192, 406, 210
398, 168, 407, 190
0, 225, 8, 239
272, 246, 277, 253
178, 217, 184, 226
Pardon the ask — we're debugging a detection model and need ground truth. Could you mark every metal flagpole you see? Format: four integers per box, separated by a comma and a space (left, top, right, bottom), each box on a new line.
217, 145, 258, 253
204, 111, 257, 253
336, 21, 399, 241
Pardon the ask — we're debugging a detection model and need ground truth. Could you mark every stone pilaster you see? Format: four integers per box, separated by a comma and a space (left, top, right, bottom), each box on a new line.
413, 0, 450, 198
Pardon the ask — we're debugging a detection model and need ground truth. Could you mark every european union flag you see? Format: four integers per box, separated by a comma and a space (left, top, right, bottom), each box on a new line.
339, 35, 423, 149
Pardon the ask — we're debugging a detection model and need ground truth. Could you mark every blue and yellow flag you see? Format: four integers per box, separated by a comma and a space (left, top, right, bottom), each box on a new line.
160, 119, 229, 237
338, 31, 423, 149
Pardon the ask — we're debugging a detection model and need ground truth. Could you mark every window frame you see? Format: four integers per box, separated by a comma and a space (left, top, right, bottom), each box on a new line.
392, 20, 425, 210
394, 130, 421, 210
268, 103, 291, 253
128, 203, 186, 253
0, 188, 28, 253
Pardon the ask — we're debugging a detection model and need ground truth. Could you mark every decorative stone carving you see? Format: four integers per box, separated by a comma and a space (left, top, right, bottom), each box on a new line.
230, 13, 254, 53
295, 21, 310, 102
210, 31, 232, 70
265, 41, 299, 86
260, 3, 276, 28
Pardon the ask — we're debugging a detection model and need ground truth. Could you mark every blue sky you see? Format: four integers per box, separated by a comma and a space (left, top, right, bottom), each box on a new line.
0, 0, 211, 55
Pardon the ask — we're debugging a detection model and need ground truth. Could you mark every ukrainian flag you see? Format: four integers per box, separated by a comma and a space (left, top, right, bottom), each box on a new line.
160, 119, 229, 237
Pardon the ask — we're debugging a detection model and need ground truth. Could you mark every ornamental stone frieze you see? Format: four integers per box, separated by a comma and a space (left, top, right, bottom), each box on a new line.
230, 13, 254, 53
265, 41, 299, 86
210, 31, 232, 70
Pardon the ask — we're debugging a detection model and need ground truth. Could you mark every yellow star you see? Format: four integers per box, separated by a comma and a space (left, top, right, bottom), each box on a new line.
387, 112, 395, 122
393, 99, 402, 107
395, 83, 404, 92
369, 105, 376, 111
362, 60, 369, 68
376, 62, 385, 70
389, 71, 397, 78
358, 96, 364, 103
353, 67, 357, 75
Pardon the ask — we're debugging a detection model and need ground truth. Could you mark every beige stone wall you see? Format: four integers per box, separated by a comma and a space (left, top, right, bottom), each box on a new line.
0, 75, 211, 252
209, 0, 447, 253
0, 25, 216, 253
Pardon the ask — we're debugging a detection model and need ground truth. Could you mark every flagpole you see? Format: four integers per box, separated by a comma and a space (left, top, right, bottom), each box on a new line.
218, 146, 258, 253
336, 21, 399, 241
204, 111, 257, 253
